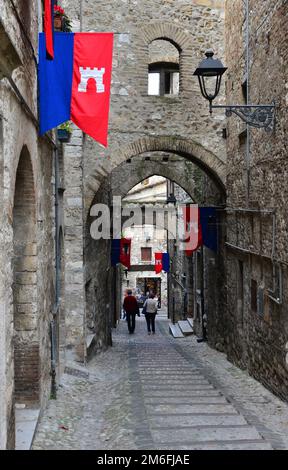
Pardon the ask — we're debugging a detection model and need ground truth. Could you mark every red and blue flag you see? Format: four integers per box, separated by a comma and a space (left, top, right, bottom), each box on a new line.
111, 238, 131, 269
38, 32, 114, 147
182, 206, 218, 255
155, 253, 170, 273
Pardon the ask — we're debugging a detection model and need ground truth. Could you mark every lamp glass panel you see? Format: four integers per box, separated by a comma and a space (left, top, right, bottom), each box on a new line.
203, 75, 219, 99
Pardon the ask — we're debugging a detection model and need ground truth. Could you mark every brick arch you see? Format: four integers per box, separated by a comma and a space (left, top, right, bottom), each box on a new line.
86, 136, 226, 217
138, 22, 195, 96
115, 169, 195, 201
140, 22, 193, 51
116, 136, 226, 188
8, 140, 38, 223
110, 155, 222, 203
12, 146, 39, 406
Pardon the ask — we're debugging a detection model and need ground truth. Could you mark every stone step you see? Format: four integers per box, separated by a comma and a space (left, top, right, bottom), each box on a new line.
150, 425, 262, 444
142, 390, 222, 398
146, 403, 237, 415
144, 396, 228, 404
169, 323, 184, 338
15, 408, 40, 450
155, 441, 273, 450
149, 414, 247, 428
187, 317, 194, 329
178, 320, 194, 336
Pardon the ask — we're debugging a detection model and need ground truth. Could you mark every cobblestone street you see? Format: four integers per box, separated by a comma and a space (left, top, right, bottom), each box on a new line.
32, 316, 288, 450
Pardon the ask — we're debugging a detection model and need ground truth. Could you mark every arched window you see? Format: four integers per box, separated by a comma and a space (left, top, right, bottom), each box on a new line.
148, 40, 179, 96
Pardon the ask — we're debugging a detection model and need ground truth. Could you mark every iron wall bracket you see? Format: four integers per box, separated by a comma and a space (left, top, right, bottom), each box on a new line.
210, 102, 276, 132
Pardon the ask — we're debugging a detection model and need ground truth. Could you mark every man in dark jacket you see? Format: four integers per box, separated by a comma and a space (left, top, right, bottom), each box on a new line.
123, 289, 140, 334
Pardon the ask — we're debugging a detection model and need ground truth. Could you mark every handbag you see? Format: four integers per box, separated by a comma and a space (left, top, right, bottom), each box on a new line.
142, 304, 147, 315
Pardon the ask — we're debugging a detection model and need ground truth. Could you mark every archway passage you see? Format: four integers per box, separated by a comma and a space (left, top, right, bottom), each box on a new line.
13, 147, 39, 405
86, 136, 226, 217
84, 152, 226, 356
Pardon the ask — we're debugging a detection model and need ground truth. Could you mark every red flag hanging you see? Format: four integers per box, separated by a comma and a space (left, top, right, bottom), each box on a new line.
44, 0, 54, 60
155, 253, 163, 274
120, 238, 131, 269
71, 33, 114, 146
183, 205, 203, 256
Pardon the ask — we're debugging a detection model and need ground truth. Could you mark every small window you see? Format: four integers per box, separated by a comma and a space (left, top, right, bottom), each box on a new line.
141, 247, 152, 261
148, 63, 179, 96
251, 279, 257, 312
148, 39, 180, 96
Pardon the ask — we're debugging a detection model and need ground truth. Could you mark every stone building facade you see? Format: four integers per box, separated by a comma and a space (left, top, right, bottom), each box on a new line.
60, 0, 227, 363
0, 1, 56, 449
224, 0, 288, 399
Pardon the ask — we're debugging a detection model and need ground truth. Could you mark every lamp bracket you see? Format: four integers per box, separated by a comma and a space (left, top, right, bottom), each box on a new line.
211, 103, 275, 131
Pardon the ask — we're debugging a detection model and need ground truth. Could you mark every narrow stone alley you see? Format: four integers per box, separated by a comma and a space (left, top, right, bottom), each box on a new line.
32, 315, 288, 451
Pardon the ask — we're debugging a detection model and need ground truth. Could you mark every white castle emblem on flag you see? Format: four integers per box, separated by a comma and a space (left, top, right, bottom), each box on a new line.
78, 67, 105, 93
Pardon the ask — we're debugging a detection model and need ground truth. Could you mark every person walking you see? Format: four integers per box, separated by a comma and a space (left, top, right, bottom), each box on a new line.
143, 293, 158, 335
123, 289, 140, 334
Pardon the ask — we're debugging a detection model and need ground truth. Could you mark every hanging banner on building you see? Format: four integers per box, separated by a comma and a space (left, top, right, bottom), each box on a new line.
111, 239, 121, 267
183, 205, 203, 256
155, 253, 163, 274
38, 32, 114, 146
119, 238, 131, 269
44, 0, 55, 60
200, 207, 218, 252
155, 253, 170, 273
162, 252, 170, 273
111, 238, 131, 269
182, 206, 218, 255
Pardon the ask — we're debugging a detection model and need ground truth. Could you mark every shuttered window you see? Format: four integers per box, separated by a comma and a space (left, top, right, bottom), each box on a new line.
141, 247, 152, 261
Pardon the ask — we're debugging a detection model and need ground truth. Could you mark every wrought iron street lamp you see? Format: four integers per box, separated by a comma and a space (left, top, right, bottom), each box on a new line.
193, 50, 275, 131
166, 193, 177, 205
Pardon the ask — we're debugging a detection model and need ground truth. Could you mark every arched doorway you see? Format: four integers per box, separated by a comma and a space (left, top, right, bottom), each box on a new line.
12, 147, 39, 406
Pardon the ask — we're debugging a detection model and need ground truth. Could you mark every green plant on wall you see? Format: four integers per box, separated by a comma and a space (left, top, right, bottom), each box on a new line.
58, 121, 72, 133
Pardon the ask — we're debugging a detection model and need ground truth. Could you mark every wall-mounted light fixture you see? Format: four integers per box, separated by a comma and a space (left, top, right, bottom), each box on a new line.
166, 193, 177, 205
193, 50, 275, 131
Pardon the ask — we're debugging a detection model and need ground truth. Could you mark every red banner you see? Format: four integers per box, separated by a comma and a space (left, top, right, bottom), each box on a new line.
183, 205, 203, 256
44, 0, 54, 59
71, 33, 114, 147
120, 238, 131, 269
155, 253, 163, 274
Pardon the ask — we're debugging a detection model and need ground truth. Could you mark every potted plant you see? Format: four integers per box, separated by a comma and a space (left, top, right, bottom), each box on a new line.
54, 5, 72, 32
57, 121, 72, 143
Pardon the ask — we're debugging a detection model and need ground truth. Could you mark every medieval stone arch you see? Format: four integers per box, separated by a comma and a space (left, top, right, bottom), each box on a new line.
86, 135, 226, 218
12, 146, 39, 406
110, 153, 224, 204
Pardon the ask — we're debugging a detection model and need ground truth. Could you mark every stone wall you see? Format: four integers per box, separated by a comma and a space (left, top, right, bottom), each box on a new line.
0, 1, 55, 449
225, 0, 288, 400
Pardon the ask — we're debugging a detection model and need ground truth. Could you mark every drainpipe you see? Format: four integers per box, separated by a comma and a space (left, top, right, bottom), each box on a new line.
80, 0, 83, 32
50, 136, 61, 399
245, 0, 250, 204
